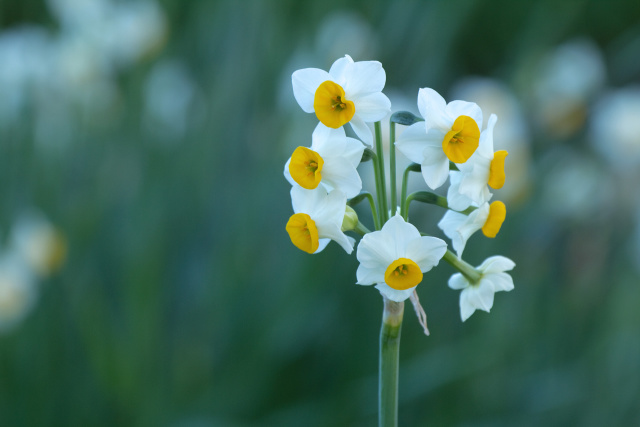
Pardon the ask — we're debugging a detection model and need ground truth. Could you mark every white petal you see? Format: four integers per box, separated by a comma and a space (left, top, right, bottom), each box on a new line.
321, 157, 362, 199
357, 231, 395, 269
342, 137, 366, 167
448, 273, 468, 290
379, 214, 422, 260
458, 204, 489, 242
458, 157, 492, 205
477, 114, 498, 157
465, 282, 495, 313
312, 189, 347, 226
349, 116, 373, 146
356, 263, 385, 285
445, 205, 488, 257
283, 157, 296, 187
313, 130, 346, 157
420, 146, 449, 190
292, 68, 332, 113
328, 55, 353, 86
437, 210, 469, 256
404, 236, 447, 272
417, 88, 451, 131
459, 289, 477, 321
317, 222, 354, 254
486, 272, 514, 292
446, 100, 482, 129
479, 256, 516, 274
311, 123, 345, 152
375, 283, 415, 302
343, 60, 386, 97
291, 186, 324, 214
352, 92, 391, 122
314, 238, 331, 254
446, 172, 472, 211
395, 122, 428, 164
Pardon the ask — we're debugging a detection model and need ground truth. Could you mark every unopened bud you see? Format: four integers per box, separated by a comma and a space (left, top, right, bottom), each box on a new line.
341, 206, 359, 232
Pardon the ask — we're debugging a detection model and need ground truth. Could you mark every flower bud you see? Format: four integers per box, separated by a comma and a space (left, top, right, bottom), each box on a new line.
341, 206, 359, 232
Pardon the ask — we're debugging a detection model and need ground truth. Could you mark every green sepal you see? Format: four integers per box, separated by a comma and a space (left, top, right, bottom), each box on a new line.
406, 163, 421, 172
408, 191, 448, 209
361, 148, 377, 163
390, 111, 424, 126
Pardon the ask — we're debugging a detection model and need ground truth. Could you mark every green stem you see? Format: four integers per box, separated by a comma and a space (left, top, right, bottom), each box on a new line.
363, 192, 381, 231
371, 159, 384, 230
400, 163, 421, 220
389, 121, 397, 217
374, 121, 388, 225
353, 221, 372, 236
442, 250, 482, 284
379, 297, 404, 427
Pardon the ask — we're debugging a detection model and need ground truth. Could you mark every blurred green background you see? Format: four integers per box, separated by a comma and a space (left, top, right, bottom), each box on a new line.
1, 0, 640, 426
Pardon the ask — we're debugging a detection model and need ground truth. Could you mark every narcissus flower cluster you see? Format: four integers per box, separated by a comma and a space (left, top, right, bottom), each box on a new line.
284, 55, 515, 325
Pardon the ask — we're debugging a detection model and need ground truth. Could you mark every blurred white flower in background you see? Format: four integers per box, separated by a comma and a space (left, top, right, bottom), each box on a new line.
11, 213, 67, 278
0, 253, 37, 333
315, 11, 378, 65
532, 38, 606, 138
0, 213, 66, 333
539, 147, 615, 222
144, 60, 197, 142
0, 0, 167, 146
590, 86, 640, 167
451, 77, 532, 207
0, 26, 53, 125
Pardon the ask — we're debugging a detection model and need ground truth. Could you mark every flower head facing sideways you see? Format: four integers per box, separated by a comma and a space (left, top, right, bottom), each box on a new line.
447, 114, 509, 210
395, 88, 484, 190
284, 124, 365, 198
292, 55, 391, 146
286, 186, 355, 255
356, 214, 447, 302
449, 256, 515, 321
438, 201, 507, 257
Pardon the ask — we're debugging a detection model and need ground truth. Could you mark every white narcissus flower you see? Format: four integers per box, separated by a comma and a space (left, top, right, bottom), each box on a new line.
286, 187, 355, 254
291, 54, 391, 146
438, 201, 507, 257
449, 256, 515, 321
356, 214, 447, 302
447, 114, 508, 211
284, 124, 364, 199
395, 88, 483, 190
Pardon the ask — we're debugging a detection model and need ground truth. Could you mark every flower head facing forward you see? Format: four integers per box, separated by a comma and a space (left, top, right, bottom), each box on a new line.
356, 214, 447, 302
314, 80, 355, 128
448, 256, 515, 321
286, 187, 355, 254
395, 88, 484, 190
284, 125, 365, 199
438, 201, 507, 257
292, 55, 391, 145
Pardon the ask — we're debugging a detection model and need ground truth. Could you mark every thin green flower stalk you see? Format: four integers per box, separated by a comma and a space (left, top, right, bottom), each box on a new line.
286, 55, 516, 426
379, 298, 404, 427
374, 121, 389, 225
389, 121, 397, 217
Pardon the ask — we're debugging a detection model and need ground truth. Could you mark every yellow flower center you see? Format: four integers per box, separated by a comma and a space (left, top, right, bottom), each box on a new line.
488, 150, 508, 189
313, 80, 355, 128
286, 213, 319, 254
442, 115, 480, 163
482, 201, 506, 238
289, 146, 324, 189
384, 257, 423, 290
